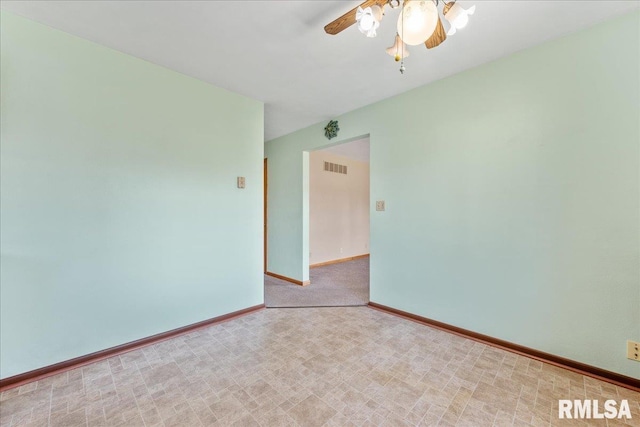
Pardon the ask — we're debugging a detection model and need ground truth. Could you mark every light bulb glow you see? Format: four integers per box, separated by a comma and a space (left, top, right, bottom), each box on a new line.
397, 0, 438, 46
361, 14, 375, 30
454, 12, 469, 29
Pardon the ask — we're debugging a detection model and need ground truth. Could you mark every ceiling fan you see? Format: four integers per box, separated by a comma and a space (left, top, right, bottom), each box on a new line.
325, 0, 476, 73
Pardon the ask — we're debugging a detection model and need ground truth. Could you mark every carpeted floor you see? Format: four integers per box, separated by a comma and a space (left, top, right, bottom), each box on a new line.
264, 257, 369, 307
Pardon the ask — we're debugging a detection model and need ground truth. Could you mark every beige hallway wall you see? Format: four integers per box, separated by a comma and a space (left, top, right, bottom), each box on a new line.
309, 150, 369, 265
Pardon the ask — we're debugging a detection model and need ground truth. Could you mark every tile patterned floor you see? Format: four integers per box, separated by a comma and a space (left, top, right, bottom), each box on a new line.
1, 307, 638, 427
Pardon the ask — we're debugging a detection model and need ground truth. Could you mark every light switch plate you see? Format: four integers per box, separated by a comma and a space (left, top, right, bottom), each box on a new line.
628, 340, 640, 361
376, 200, 385, 211
237, 177, 245, 189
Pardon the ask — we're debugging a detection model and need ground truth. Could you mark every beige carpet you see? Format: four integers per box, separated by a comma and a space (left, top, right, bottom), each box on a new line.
264, 257, 369, 307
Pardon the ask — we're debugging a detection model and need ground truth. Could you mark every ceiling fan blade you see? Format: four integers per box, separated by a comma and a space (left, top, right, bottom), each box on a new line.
425, 15, 447, 49
324, 0, 388, 35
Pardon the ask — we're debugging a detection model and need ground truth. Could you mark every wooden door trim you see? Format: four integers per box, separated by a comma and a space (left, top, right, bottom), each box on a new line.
263, 158, 268, 273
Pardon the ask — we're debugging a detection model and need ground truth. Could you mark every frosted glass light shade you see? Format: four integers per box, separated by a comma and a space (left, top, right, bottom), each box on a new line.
444, 2, 475, 35
357, 5, 384, 38
371, 5, 384, 21
386, 34, 410, 61
397, 0, 438, 46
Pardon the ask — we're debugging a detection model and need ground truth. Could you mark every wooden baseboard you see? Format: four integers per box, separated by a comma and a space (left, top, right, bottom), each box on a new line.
0, 304, 265, 392
368, 302, 640, 392
310, 254, 370, 268
265, 271, 310, 286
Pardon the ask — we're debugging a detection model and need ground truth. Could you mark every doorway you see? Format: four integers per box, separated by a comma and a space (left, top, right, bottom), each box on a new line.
264, 137, 370, 307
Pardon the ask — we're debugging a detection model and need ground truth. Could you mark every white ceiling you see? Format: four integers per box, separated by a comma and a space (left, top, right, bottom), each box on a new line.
320, 137, 370, 163
2, 1, 638, 141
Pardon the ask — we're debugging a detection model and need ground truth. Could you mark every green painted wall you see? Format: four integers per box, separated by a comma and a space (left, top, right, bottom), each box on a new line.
0, 12, 264, 379
266, 11, 640, 378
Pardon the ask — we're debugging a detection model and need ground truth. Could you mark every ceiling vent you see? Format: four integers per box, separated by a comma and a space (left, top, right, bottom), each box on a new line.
324, 161, 347, 175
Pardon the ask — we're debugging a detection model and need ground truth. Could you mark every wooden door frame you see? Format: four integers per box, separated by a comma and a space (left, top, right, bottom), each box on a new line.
263, 158, 268, 273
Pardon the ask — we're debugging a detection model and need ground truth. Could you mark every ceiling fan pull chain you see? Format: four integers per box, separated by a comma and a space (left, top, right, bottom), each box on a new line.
400, 0, 406, 74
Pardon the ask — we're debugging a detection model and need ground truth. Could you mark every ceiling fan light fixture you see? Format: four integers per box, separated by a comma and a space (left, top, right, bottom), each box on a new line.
386, 33, 410, 61
397, 0, 439, 46
356, 5, 384, 38
324, 0, 476, 75
444, 2, 475, 35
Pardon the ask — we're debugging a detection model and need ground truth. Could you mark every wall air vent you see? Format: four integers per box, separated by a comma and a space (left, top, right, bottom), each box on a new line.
323, 161, 348, 175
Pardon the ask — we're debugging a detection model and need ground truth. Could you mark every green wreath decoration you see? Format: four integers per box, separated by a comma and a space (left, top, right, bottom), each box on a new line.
324, 120, 340, 140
